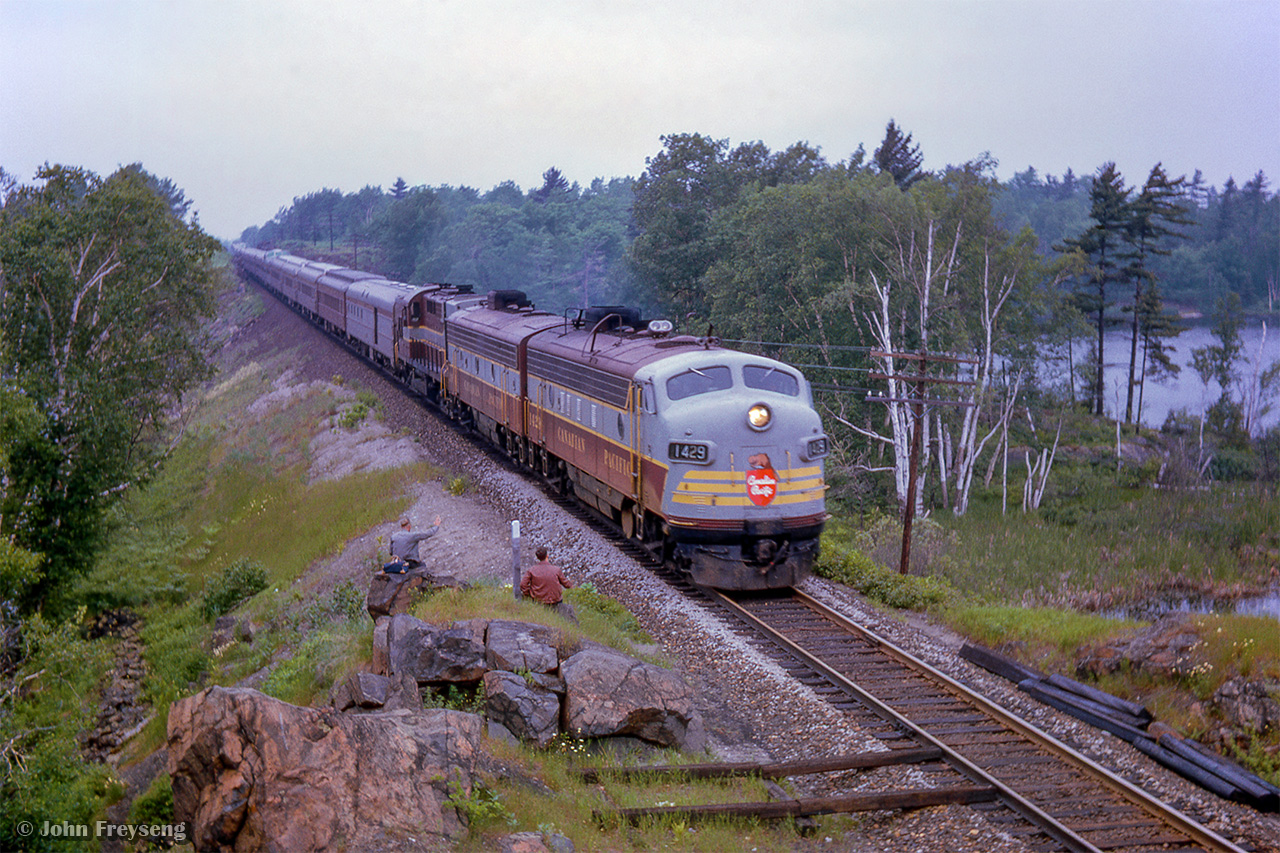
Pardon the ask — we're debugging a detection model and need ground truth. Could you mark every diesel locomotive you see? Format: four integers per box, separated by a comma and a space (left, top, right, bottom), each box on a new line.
231, 244, 829, 590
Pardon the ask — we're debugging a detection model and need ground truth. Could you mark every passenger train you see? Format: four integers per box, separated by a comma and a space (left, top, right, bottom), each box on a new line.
231, 244, 829, 590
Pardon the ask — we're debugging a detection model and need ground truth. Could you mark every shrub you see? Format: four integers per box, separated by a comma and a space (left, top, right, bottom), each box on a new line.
128, 772, 175, 826
200, 558, 268, 620
300, 579, 365, 627
0, 612, 115, 851
338, 402, 369, 430
1209, 448, 1259, 482
424, 683, 486, 715
259, 623, 363, 705
814, 530, 954, 611
444, 777, 514, 829
140, 606, 210, 710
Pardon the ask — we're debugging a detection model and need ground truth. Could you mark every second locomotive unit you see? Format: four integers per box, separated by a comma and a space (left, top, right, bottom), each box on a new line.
232, 244, 829, 590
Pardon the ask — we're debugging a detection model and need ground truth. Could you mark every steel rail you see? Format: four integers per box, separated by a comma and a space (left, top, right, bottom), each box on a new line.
785, 588, 1244, 853
711, 587, 1245, 853
709, 589, 1100, 852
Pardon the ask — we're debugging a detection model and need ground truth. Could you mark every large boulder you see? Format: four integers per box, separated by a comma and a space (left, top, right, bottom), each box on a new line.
1077, 613, 1202, 679
483, 671, 562, 747
372, 617, 391, 676
366, 570, 430, 621
366, 569, 466, 621
560, 647, 698, 748
167, 686, 482, 852
1213, 677, 1280, 734
486, 620, 560, 674
329, 671, 390, 711
388, 614, 488, 684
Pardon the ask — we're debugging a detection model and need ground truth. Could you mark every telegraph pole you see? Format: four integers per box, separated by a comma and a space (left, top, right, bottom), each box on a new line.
869, 350, 976, 574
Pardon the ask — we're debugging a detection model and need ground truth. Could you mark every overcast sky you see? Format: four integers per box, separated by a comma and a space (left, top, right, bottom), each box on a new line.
3, 0, 1277, 239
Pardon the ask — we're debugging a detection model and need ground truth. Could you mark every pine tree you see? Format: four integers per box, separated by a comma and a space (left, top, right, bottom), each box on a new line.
873, 120, 925, 189
1057, 163, 1132, 415
1122, 164, 1193, 424
1133, 278, 1185, 428
531, 167, 571, 203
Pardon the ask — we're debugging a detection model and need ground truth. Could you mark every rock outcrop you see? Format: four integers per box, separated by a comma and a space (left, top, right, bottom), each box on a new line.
388, 614, 488, 683
365, 614, 702, 751
486, 619, 560, 674
329, 671, 390, 710
167, 686, 482, 852
483, 671, 562, 747
366, 568, 463, 621
1213, 677, 1280, 734
1076, 613, 1203, 679
561, 646, 699, 748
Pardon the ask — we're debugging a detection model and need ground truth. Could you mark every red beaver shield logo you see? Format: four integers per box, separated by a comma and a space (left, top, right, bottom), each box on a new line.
745, 453, 777, 507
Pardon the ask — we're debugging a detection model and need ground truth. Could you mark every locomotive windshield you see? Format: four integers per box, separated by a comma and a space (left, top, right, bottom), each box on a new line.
666, 365, 732, 400
743, 364, 799, 396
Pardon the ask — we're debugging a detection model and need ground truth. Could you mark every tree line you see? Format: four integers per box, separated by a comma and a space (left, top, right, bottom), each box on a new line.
242, 123, 1279, 517
3, 126, 1267, 610
240, 169, 637, 314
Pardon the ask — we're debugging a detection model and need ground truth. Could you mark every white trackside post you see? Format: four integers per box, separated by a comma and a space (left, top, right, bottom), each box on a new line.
510, 520, 521, 601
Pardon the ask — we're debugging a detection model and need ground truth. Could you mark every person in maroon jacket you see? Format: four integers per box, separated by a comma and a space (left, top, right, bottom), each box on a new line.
520, 547, 576, 620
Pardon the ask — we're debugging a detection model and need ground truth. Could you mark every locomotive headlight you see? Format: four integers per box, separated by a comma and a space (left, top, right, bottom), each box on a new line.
747, 403, 772, 431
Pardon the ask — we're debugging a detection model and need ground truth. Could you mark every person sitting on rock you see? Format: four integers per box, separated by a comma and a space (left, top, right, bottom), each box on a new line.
520, 547, 576, 620
388, 515, 441, 571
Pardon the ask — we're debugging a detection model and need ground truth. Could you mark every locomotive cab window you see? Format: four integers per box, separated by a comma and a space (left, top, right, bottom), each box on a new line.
743, 365, 799, 396
666, 365, 732, 401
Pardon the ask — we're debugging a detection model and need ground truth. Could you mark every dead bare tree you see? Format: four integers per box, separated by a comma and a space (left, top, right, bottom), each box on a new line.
951, 243, 1023, 515
1023, 419, 1063, 511
850, 219, 962, 514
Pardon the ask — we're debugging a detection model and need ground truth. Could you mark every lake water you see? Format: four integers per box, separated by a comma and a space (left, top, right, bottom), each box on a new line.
1108, 589, 1280, 623
1040, 323, 1280, 431
1043, 323, 1280, 625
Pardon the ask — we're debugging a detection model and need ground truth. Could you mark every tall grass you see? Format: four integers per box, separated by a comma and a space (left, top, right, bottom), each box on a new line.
948, 605, 1139, 663
185, 460, 431, 590
0, 613, 116, 851
940, 479, 1278, 607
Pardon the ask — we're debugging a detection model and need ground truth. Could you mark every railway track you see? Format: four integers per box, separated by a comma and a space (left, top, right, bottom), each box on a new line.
705, 587, 1246, 853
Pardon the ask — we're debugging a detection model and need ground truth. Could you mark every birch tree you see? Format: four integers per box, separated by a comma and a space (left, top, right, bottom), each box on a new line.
0, 164, 219, 610
843, 213, 961, 513
950, 241, 1031, 515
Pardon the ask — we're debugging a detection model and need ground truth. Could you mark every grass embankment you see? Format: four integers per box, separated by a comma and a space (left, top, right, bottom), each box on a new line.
0, 281, 442, 848
84, 339, 436, 758
35, 283, 823, 850
817, 458, 1280, 785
